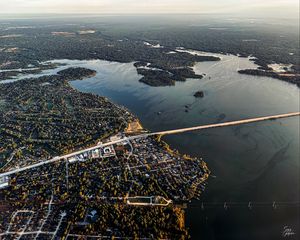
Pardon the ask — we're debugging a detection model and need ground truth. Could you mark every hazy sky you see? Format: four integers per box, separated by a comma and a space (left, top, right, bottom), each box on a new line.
0, 0, 299, 17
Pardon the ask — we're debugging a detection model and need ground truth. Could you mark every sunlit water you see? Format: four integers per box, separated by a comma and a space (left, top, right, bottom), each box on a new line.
2, 52, 299, 240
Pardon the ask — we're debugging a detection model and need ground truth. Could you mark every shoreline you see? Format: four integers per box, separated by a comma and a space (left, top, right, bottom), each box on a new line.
2, 45, 299, 88
0, 68, 209, 238
0, 66, 210, 200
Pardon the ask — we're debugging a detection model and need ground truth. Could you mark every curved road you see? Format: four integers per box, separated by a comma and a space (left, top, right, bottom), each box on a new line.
0, 112, 299, 178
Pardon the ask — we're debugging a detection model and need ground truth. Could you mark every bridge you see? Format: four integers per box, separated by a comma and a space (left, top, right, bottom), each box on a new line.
0, 112, 299, 179
147, 112, 300, 136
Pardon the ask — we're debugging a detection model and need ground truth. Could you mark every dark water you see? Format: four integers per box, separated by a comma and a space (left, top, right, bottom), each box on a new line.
11, 53, 299, 239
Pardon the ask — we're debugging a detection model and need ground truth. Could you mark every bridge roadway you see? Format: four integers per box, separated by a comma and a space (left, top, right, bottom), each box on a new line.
0, 112, 299, 178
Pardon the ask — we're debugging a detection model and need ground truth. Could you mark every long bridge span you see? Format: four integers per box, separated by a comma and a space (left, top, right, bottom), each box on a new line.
148, 112, 300, 136
0, 112, 299, 178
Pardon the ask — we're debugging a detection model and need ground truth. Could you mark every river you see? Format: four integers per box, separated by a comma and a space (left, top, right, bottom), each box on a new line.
2, 51, 299, 239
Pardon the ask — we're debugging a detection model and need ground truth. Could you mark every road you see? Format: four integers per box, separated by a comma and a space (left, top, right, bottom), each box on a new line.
0, 112, 299, 178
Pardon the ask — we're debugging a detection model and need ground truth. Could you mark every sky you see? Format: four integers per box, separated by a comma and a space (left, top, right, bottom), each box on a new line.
0, 0, 299, 18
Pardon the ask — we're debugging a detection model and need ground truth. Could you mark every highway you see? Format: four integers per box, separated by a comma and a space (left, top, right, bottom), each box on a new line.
0, 112, 299, 178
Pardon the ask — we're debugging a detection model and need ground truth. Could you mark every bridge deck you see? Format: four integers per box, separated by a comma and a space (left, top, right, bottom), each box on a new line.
0, 112, 299, 178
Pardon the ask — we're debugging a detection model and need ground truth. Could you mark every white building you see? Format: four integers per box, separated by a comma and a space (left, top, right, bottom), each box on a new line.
68, 157, 78, 163
0, 176, 9, 189
102, 145, 116, 158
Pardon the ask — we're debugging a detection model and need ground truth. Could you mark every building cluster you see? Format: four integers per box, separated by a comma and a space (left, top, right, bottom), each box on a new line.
0, 69, 134, 171
0, 133, 208, 238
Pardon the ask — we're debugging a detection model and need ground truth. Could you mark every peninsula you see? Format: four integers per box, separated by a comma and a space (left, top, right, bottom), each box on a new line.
0, 67, 209, 239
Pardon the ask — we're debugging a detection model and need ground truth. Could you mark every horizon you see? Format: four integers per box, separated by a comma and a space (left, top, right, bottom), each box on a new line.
0, 13, 299, 23
0, 0, 299, 19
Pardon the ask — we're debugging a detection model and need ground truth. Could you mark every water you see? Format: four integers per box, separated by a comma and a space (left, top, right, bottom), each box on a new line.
3, 53, 299, 239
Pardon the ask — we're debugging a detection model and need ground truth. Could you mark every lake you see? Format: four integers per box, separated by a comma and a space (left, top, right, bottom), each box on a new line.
3, 51, 299, 239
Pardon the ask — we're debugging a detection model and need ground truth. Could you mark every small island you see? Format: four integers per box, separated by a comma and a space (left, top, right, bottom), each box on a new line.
194, 90, 204, 98
132, 53, 220, 87
137, 68, 176, 86
137, 66, 203, 87
57, 67, 97, 79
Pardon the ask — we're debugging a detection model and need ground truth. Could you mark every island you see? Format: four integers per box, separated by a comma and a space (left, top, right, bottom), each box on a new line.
57, 67, 97, 79
194, 90, 205, 98
134, 56, 218, 87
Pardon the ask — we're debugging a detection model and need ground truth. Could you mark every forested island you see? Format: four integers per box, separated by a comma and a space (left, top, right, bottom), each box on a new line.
136, 66, 204, 86
194, 91, 204, 98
